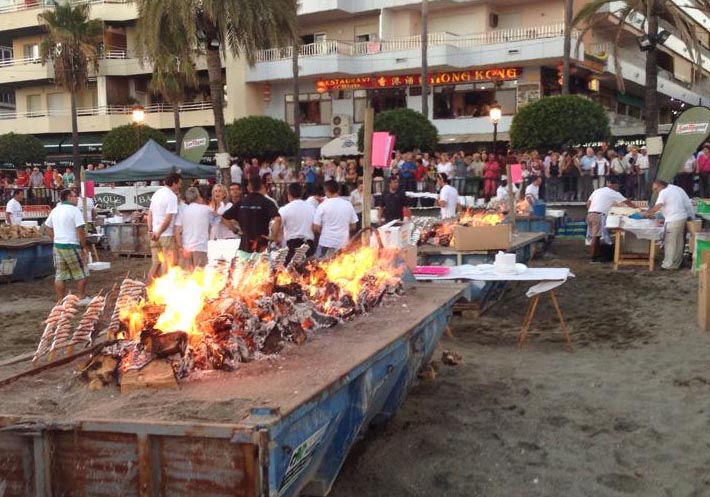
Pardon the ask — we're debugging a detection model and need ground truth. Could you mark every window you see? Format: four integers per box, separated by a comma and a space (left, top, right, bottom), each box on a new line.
47, 93, 65, 116
368, 88, 406, 113
432, 84, 517, 119
26, 94, 43, 117
285, 92, 332, 125
23, 44, 40, 62
353, 90, 367, 123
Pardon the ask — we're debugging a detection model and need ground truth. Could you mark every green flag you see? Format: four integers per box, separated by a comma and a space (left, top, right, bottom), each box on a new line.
180, 127, 210, 163
656, 106, 710, 185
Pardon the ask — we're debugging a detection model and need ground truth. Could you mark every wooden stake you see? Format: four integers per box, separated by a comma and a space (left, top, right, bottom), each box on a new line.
362, 107, 375, 235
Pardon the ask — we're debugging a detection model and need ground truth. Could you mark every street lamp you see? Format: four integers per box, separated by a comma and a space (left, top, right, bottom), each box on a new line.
489, 103, 502, 154
131, 104, 145, 147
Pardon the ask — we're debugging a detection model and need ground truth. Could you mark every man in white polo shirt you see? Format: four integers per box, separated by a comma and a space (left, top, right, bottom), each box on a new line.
44, 189, 90, 304
5, 189, 24, 225
436, 173, 459, 219
586, 177, 635, 263
279, 182, 315, 263
313, 180, 357, 258
174, 187, 214, 270
645, 180, 694, 270
147, 173, 181, 281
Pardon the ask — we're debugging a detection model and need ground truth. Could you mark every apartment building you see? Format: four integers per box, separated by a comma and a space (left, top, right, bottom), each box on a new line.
0, 0, 708, 160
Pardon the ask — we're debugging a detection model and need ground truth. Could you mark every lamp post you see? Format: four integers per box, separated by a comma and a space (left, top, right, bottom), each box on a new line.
131, 104, 145, 148
489, 103, 502, 155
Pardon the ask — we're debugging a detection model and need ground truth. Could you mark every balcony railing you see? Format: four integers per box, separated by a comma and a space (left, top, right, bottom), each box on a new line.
255, 22, 576, 63
0, 101, 214, 120
0, 55, 42, 68
0, 0, 129, 14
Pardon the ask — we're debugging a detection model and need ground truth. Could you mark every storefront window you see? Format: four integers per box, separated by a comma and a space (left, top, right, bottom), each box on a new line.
285, 93, 332, 125
433, 84, 517, 119
368, 88, 406, 113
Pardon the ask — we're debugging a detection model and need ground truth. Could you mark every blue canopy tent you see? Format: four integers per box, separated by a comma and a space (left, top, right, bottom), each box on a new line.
85, 139, 217, 182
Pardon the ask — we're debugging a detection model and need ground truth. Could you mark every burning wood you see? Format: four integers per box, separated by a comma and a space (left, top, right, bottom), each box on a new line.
415, 209, 507, 248
73, 246, 403, 390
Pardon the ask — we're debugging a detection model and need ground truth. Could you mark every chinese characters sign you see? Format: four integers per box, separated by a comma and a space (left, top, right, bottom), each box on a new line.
316, 67, 521, 92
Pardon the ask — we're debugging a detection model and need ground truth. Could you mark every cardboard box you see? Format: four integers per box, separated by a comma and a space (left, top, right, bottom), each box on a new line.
687, 220, 702, 233
378, 220, 412, 249
699, 263, 710, 331
400, 244, 418, 272
452, 223, 512, 251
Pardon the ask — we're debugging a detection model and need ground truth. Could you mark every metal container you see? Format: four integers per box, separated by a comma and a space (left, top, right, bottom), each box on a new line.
104, 223, 150, 256
0, 285, 463, 497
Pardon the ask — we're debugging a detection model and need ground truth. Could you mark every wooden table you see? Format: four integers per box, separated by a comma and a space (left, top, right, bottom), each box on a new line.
610, 228, 657, 271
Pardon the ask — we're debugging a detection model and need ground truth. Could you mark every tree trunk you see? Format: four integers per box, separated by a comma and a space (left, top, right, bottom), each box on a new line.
420, 0, 429, 118
645, 5, 660, 182
173, 102, 182, 156
292, 43, 301, 169
206, 46, 227, 153
70, 89, 81, 170
561, 0, 573, 95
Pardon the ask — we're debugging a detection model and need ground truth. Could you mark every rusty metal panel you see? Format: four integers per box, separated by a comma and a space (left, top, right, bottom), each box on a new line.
51, 431, 139, 497
156, 437, 256, 497
0, 433, 34, 497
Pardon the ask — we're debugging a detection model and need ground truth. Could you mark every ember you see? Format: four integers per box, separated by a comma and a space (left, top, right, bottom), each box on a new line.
83, 246, 404, 387
413, 209, 508, 247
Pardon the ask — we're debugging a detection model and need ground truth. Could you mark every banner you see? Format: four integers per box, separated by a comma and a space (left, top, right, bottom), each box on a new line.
371, 132, 396, 168
180, 127, 210, 163
656, 106, 710, 186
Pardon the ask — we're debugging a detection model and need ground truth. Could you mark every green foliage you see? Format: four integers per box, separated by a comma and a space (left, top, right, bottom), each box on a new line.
102, 125, 168, 161
357, 108, 439, 153
225, 116, 298, 160
0, 133, 47, 165
509, 96, 610, 150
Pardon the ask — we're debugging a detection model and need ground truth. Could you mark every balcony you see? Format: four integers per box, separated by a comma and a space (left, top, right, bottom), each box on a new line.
0, 101, 215, 135
0, 56, 53, 84
248, 23, 577, 82
0, 0, 135, 32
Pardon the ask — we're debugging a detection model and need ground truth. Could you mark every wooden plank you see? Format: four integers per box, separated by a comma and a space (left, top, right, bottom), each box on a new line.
120, 360, 178, 395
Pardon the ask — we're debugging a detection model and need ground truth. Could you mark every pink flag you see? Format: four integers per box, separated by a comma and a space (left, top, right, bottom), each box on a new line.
510, 163, 523, 184
372, 132, 396, 168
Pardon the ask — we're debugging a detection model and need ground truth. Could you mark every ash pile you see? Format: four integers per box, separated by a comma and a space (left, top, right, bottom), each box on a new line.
80, 246, 404, 391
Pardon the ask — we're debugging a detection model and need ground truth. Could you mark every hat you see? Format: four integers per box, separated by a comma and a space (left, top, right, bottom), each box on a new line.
501, 175, 508, 181
640, 145, 647, 150
607, 176, 621, 185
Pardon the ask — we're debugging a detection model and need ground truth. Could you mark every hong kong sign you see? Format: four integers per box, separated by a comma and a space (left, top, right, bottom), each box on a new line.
316, 67, 521, 92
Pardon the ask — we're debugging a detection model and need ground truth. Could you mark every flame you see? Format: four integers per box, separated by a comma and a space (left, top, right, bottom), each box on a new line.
458, 209, 504, 226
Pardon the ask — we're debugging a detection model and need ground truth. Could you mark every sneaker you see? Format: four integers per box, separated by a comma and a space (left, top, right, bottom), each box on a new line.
589, 259, 602, 265
76, 297, 93, 307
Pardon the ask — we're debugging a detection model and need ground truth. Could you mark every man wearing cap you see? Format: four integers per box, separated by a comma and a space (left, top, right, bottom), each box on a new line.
586, 177, 635, 263
645, 180, 694, 270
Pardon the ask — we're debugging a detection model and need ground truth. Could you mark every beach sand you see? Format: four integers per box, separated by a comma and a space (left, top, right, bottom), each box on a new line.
1, 241, 708, 496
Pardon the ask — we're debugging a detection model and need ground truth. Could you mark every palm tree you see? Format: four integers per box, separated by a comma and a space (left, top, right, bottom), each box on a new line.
136, 10, 198, 154
38, 2, 103, 170
135, 0, 298, 159
573, 0, 710, 147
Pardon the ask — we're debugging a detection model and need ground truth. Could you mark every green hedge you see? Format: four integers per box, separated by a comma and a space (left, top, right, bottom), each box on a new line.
225, 116, 298, 160
357, 108, 438, 153
102, 124, 168, 161
510, 95, 610, 150
0, 132, 46, 165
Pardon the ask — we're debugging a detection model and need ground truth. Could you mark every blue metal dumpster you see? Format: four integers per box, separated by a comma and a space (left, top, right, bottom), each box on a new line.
0, 284, 464, 497
0, 238, 54, 282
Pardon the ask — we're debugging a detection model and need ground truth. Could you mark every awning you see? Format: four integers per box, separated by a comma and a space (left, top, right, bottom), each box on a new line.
321, 133, 362, 158
39, 133, 106, 153
439, 132, 510, 144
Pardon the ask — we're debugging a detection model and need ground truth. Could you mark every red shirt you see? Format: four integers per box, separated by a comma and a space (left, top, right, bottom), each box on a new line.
698, 153, 710, 173
414, 164, 428, 181
44, 171, 54, 188
483, 161, 501, 180
15, 172, 29, 187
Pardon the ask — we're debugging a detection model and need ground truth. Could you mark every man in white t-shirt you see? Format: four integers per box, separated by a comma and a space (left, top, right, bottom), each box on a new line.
436, 153, 453, 177
147, 173, 181, 281
5, 189, 24, 225
436, 173, 459, 219
525, 176, 542, 204
313, 180, 358, 257
230, 161, 243, 186
174, 187, 214, 270
44, 189, 90, 304
279, 182, 316, 263
586, 177, 635, 263
645, 180, 694, 270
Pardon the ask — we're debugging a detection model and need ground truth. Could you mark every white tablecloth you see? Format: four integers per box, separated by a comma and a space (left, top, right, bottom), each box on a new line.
415, 265, 574, 297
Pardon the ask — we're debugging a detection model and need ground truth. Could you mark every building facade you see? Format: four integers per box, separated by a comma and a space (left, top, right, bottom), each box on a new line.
0, 0, 709, 159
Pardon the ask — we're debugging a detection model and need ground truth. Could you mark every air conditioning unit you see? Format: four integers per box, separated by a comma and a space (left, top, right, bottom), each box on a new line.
331, 114, 351, 137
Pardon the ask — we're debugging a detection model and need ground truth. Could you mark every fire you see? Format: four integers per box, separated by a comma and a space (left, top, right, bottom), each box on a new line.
458, 209, 504, 226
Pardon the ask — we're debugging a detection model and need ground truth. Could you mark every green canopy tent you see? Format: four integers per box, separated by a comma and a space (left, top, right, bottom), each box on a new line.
85, 139, 217, 182
656, 106, 710, 186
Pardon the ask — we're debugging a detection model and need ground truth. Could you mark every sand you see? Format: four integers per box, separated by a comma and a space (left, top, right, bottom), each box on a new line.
2, 242, 710, 496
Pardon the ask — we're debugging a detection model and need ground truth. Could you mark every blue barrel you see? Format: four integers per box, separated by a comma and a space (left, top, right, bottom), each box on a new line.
532, 202, 546, 217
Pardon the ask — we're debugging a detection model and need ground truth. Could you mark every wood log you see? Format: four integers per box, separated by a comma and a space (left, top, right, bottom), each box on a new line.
120, 359, 178, 395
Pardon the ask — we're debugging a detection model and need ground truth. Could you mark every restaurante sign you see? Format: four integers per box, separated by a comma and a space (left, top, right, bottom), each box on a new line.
316, 68, 521, 92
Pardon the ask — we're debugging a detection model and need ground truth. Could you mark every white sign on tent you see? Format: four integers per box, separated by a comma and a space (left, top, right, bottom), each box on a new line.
320, 133, 362, 158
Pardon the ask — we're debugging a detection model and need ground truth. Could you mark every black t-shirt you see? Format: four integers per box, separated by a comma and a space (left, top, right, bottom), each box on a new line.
223, 192, 279, 252
379, 189, 407, 223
